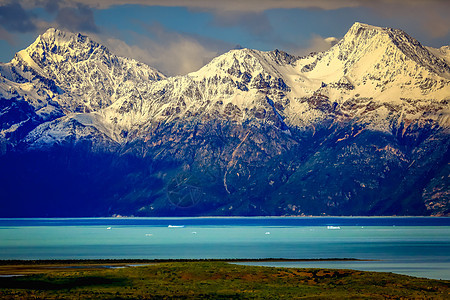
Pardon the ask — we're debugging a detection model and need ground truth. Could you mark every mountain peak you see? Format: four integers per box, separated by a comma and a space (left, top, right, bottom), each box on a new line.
40, 27, 72, 40
338, 22, 450, 77
350, 22, 383, 31
343, 22, 388, 41
30, 27, 102, 55
5, 27, 165, 114
344, 22, 430, 54
33, 28, 83, 48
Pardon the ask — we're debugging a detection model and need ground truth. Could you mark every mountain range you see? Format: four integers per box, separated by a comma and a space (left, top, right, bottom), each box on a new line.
0, 22, 449, 217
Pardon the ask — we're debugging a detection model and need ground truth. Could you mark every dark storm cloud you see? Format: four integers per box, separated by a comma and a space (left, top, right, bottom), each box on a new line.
55, 3, 99, 33
0, 0, 98, 44
40, 0, 60, 14
0, 2, 36, 33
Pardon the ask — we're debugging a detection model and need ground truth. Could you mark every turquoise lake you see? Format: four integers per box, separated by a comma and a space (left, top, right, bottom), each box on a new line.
0, 217, 449, 280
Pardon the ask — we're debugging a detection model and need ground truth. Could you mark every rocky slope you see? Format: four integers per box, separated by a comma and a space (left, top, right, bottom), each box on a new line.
0, 23, 448, 217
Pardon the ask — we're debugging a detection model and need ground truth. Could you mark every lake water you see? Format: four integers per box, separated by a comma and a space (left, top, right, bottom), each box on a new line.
0, 217, 449, 280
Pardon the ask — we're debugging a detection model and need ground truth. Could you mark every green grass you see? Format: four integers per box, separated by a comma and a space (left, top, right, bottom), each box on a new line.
0, 261, 448, 299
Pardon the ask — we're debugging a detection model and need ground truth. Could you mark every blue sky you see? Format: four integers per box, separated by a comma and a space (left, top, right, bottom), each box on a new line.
0, 1, 449, 75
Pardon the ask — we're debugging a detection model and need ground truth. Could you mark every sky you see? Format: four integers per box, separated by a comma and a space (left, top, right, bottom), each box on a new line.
0, 0, 449, 76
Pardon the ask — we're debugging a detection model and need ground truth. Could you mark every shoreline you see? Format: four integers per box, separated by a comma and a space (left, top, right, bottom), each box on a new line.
0, 216, 447, 219
0, 258, 369, 265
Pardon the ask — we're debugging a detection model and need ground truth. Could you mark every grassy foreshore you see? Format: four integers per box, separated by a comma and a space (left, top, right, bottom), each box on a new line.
0, 258, 366, 266
0, 260, 448, 299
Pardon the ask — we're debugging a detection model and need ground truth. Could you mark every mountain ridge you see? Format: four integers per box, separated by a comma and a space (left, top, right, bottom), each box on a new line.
0, 23, 448, 217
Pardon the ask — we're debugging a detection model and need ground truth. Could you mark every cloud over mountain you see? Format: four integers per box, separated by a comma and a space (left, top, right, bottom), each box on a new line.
0, 1, 36, 33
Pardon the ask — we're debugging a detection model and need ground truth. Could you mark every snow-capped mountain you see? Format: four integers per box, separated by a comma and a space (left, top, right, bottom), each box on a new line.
0, 28, 164, 146
0, 23, 448, 217
101, 22, 449, 137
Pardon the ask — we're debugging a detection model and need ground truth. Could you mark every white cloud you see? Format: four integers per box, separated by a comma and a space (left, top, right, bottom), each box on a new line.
93, 25, 232, 76
291, 35, 340, 56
